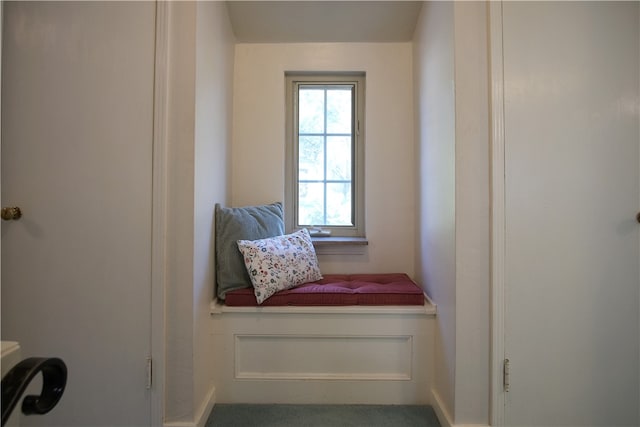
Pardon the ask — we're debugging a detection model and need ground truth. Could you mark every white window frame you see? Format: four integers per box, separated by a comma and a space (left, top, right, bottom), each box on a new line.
285, 72, 365, 238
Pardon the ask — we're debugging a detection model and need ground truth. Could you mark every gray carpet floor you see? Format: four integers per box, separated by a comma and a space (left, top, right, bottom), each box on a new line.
206, 404, 441, 427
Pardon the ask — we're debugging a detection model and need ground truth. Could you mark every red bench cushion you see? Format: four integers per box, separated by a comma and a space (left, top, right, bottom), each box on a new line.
223, 273, 424, 306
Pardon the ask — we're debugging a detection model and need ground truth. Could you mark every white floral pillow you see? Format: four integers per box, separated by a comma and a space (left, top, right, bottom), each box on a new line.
236, 228, 323, 304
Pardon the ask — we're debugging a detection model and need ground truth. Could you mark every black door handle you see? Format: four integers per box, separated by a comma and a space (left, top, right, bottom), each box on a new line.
1, 357, 67, 426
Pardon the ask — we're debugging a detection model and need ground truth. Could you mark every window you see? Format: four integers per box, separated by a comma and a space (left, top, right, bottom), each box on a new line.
285, 73, 365, 238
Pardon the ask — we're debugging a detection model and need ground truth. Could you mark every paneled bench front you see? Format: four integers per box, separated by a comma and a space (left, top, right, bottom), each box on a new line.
210, 274, 436, 405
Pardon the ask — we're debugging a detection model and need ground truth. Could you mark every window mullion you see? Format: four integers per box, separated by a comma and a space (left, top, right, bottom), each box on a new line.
323, 88, 328, 226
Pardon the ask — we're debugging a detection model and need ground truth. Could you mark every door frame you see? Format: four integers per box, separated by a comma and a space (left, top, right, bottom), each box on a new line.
151, 0, 169, 425
489, 1, 506, 426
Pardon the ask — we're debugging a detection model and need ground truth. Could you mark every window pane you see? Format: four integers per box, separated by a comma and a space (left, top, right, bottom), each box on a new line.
326, 183, 352, 225
299, 136, 324, 180
298, 182, 324, 225
299, 89, 324, 134
326, 89, 352, 134
326, 136, 351, 181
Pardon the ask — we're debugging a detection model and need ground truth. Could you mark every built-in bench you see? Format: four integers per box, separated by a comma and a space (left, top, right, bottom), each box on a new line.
211, 203, 436, 405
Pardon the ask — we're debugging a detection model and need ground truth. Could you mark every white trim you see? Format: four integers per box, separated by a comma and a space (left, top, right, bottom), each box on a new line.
195, 386, 216, 427
210, 297, 436, 316
163, 386, 216, 427
151, 0, 169, 425
489, 1, 506, 426
430, 388, 453, 427
430, 388, 490, 427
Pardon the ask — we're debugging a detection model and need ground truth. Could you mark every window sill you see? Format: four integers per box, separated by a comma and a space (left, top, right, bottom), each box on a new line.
311, 236, 368, 255
311, 237, 368, 246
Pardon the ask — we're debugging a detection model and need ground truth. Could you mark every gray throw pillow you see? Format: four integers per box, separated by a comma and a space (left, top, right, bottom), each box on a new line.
215, 202, 284, 300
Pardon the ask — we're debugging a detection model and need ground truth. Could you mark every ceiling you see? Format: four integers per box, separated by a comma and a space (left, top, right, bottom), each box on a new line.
226, 1, 424, 43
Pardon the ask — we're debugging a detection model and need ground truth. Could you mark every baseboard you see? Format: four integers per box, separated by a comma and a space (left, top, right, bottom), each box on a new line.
164, 386, 216, 427
430, 388, 489, 427
195, 386, 216, 427
430, 388, 453, 427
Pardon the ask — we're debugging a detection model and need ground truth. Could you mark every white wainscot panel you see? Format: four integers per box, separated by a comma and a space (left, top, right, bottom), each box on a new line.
212, 309, 434, 404
235, 334, 413, 381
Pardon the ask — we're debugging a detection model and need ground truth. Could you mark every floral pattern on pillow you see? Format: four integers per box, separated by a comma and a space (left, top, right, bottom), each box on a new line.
236, 228, 323, 304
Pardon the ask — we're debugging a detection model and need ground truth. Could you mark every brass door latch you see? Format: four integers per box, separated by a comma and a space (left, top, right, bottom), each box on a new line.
1, 207, 22, 221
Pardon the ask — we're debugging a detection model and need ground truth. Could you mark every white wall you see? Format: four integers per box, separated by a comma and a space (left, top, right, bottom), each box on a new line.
414, 2, 490, 425
193, 0, 235, 421
232, 43, 416, 275
452, 3, 490, 424
164, 1, 234, 424
165, 2, 197, 420
413, 1, 456, 419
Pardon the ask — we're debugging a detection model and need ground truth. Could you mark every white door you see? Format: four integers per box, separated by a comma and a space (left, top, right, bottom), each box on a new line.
1, 2, 155, 426
502, 2, 639, 426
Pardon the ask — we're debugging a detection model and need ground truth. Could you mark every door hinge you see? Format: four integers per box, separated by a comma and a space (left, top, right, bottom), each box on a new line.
146, 357, 153, 390
503, 358, 510, 392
